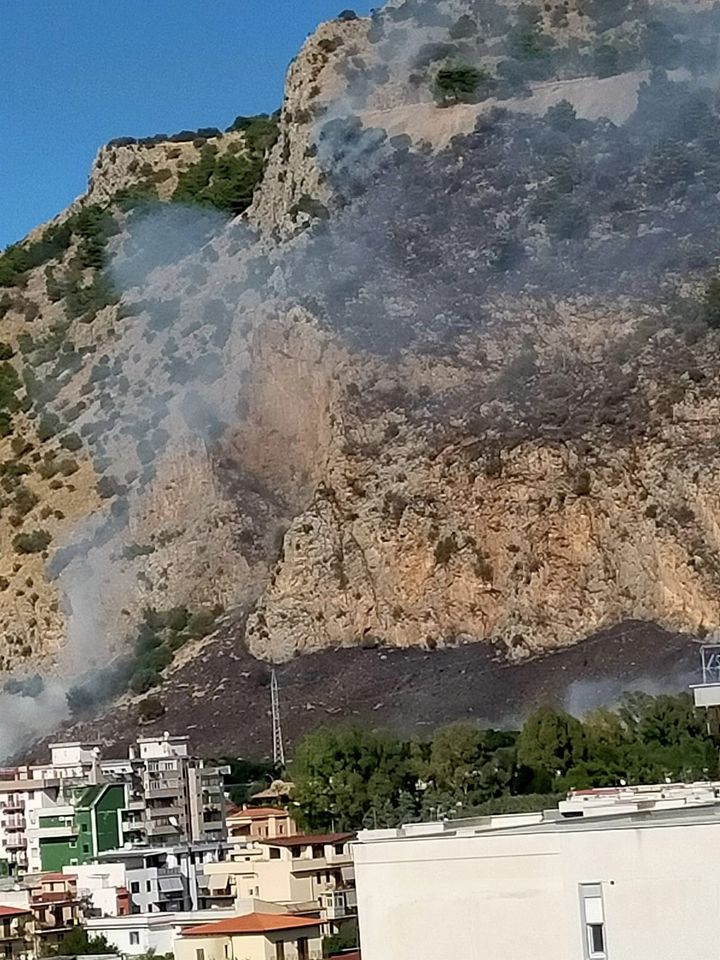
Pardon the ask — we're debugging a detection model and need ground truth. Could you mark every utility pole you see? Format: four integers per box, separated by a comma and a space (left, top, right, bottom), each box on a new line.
271, 669, 286, 769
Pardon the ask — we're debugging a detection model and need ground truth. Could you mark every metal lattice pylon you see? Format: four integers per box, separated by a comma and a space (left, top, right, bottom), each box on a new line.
271, 669, 286, 768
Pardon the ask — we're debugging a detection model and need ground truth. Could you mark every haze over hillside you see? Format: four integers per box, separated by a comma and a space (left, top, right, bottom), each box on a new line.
3, 0, 720, 756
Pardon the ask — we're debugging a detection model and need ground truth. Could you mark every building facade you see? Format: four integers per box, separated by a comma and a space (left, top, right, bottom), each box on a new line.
226, 807, 297, 841
0, 735, 228, 878
174, 912, 323, 960
353, 787, 720, 960
201, 834, 356, 931
98, 843, 227, 914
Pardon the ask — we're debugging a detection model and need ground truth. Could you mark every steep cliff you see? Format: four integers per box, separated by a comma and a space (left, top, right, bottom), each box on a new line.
3, 0, 720, 749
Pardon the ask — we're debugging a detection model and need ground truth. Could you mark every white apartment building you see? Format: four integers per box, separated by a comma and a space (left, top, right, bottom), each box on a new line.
0, 742, 103, 874
98, 843, 227, 914
64, 862, 128, 917
86, 908, 242, 957
0, 736, 228, 877
353, 785, 720, 960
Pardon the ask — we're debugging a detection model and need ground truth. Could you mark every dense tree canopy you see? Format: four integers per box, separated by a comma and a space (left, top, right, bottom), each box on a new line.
289, 693, 717, 831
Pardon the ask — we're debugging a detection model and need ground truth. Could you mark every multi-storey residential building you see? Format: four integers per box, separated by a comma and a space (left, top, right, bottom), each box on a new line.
0, 905, 31, 960
105, 735, 227, 847
201, 834, 356, 933
0, 735, 228, 877
31, 783, 130, 872
98, 843, 227, 914
226, 807, 297, 841
28, 872, 84, 954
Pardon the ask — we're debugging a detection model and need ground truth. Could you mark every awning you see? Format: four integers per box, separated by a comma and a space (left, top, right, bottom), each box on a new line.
208, 874, 229, 892
159, 877, 185, 893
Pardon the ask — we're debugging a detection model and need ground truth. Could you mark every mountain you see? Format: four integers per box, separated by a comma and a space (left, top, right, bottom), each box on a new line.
3, 0, 720, 755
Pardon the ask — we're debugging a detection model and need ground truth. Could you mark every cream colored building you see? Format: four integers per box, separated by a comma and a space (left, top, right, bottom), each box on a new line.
226, 807, 296, 840
201, 834, 356, 928
354, 787, 720, 960
174, 912, 322, 960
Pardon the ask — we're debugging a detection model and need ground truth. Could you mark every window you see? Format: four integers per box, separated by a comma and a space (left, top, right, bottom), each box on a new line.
146, 880, 152, 892
312, 845, 324, 859
80, 823, 88, 832
275, 942, 285, 960
270, 848, 281, 860
130, 882, 140, 894
129, 932, 140, 946
588, 924, 605, 956
334, 844, 344, 855
580, 884, 607, 959
196, 950, 205, 960
297, 937, 308, 960
82, 844, 89, 854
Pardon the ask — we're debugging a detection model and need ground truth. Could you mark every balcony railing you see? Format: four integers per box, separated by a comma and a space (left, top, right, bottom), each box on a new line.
3, 817, 25, 830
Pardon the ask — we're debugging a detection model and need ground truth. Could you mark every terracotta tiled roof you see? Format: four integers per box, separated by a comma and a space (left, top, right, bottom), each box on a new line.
259, 832, 354, 847
182, 913, 321, 937
0, 906, 30, 918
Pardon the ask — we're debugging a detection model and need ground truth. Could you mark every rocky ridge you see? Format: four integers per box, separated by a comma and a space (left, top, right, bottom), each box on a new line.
2, 0, 720, 749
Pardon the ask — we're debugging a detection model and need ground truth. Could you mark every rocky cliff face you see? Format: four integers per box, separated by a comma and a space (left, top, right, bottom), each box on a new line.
3, 0, 720, 749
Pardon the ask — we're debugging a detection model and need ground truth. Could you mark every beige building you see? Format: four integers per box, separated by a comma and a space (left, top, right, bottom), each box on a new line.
175, 912, 322, 960
0, 906, 31, 960
354, 785, 720, 960
226, 807, 296, 840
201, 835, 356, 929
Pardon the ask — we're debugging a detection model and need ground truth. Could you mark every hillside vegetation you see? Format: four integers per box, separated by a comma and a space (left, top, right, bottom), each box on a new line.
4, 0, 720, 751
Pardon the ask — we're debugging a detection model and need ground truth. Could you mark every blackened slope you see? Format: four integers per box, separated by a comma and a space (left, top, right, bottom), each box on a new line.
35, 619, 699, 759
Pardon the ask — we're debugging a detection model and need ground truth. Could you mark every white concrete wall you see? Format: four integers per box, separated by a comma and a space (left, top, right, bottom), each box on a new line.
87, 917, 175, 956
68, 863, 127, 917
354, 817, 720, 960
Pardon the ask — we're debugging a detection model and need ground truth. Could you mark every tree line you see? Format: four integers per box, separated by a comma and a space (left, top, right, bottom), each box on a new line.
289, 693, 717, 831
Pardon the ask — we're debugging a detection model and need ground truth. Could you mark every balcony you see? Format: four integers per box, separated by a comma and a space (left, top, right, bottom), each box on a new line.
3, 817, 25, 831
0, 800, 23, 813
147, 803, 182, 817
5, 837, 26, 850
146, 785, 182, 800
35, 825, 76, 840
146, 823, 180, 837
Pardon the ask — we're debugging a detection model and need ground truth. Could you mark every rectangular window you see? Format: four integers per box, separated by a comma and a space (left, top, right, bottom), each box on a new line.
580, 884, 607, 960
130, 882, 140, 894
129, 932, 140, 946
196, 950, 205, 960
146, 880, 152, 892
270, 848, 281, 860
275, 941, 285, 960
297, 937, 308, 960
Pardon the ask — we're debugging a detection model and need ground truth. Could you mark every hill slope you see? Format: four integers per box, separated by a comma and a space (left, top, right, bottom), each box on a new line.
3, 0, 720, 753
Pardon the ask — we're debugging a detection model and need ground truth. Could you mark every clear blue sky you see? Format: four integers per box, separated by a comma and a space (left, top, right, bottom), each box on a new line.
1, 1, 372, 248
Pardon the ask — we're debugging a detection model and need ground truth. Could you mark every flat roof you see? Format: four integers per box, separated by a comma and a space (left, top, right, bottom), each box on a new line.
357, 801, 720, 844
98, 842, 227, 859
260, 833, 354, 848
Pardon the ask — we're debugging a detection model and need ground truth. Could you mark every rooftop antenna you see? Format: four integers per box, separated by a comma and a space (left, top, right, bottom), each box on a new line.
271, 669, 286, 769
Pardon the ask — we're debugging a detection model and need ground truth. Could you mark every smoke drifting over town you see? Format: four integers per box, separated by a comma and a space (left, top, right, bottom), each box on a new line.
3, 0, 720, 755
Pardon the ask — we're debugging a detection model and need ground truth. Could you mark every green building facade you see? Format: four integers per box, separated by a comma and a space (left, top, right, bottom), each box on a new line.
39, 783, 126, 872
